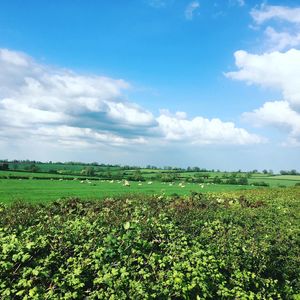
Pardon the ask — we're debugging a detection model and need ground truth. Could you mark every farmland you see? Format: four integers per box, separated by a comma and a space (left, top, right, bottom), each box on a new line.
0, 178, 257, 204
1, 161, 300, 204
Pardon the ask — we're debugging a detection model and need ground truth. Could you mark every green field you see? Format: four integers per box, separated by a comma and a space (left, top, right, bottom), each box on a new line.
1, 165, 300, 204
0, 179, 257, 204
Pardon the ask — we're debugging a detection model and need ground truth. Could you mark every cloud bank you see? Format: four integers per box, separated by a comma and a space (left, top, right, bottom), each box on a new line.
0, 48, 262, 153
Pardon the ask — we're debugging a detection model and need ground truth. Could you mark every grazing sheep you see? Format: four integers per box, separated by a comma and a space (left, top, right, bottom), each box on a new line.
59, 178, 63, 181
148, 181, 153, 185
123, 180, 130, 187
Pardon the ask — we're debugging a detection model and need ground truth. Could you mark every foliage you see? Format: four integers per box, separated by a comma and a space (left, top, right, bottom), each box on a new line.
252, 181, 270, 187
0, 188, 299, 299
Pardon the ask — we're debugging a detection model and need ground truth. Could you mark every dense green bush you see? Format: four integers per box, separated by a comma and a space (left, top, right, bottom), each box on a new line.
0, 188, 299, 299
252, 181, 270, 187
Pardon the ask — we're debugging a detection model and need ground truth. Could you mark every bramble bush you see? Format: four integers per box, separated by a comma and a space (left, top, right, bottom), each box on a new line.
0, 188, 299, 299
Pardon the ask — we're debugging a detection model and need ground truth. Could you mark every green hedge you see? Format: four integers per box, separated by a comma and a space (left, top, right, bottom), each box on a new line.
0, 189, 299, 299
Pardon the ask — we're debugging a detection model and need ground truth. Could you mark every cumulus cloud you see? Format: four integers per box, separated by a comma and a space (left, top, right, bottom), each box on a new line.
0, 48, 156, 147
0, 48, 263, 151
156, 110, 264, 145
227, 48, 300, 146
226, 49, 300, 111
264, 26, 300, 51
225, 4, 300, 146
185, 1, 200, 20
243, 101, 300, 146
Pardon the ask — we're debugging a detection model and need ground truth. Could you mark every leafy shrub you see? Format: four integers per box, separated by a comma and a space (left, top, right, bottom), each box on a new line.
252, 181, 270, 187
0, 189, 299, 299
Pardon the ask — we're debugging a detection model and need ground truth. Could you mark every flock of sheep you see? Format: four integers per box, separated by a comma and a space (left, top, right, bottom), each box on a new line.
64, 178, 211, 189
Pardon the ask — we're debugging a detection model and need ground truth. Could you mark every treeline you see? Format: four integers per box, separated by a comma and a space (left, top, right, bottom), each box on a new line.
1, 160, 299, 176
280, 169, 300, 175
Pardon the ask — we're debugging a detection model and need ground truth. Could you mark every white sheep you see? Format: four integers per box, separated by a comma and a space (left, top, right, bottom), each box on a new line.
123, 180, 130, 187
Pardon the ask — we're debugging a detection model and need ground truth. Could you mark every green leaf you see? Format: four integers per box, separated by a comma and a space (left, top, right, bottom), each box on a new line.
123, 221, 130, 230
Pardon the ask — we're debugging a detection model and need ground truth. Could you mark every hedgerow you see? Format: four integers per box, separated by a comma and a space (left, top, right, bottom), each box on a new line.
0, 188, 299, 299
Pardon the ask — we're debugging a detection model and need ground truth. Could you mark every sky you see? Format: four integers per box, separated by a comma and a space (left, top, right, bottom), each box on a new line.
0, 0, 300, 171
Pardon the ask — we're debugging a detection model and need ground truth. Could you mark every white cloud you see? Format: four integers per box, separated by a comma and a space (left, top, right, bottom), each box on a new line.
264, 26, 300, 51
0, 48, 263, 151
226, 4, 300, 146
249, 5, 300, 52
0, 48, 156, 147
35, 126, 147, 147
185, 1, 200, 20
226, 49, 300, 112
251, 5, 300, 25
243, 101, 300, 146
227, 48, 300, 145
157, 110, 264, 145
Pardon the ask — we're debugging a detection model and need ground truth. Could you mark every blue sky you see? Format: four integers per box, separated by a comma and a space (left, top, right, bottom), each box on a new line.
0, 0, 300, 171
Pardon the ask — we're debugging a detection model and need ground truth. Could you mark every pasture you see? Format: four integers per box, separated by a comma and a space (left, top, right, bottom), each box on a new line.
1, 165, 300, 204
0, 178, 256, 204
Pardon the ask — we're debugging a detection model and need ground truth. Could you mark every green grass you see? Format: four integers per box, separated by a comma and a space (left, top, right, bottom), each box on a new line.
264, 175, 300, 180
0, 179, 257, 204
249, 177, 300, 187
1, 167, 300, 204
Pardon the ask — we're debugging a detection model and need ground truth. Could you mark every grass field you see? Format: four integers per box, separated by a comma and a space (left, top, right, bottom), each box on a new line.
1, 162, 300, 205
0, 179, 257, 204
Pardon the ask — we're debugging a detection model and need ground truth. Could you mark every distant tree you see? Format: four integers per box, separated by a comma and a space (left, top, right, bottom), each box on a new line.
25, 164, 39, 172
128, 169, 145, 181
226, 178, 237, 185
213, 176, 221, 184
81, 167, 95, 176
262, 169, 268, 174
238, 177, 248, 185
0, 163, 9, 170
